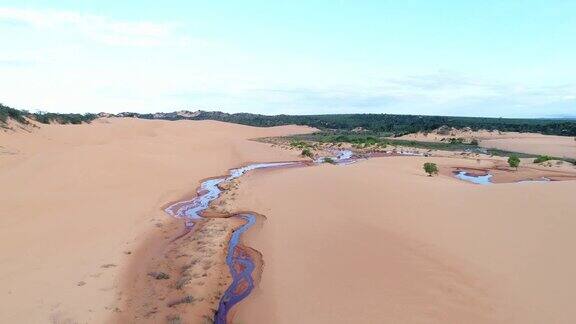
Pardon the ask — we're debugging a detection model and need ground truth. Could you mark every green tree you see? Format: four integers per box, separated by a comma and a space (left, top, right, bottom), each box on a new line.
508, 155, 520, 169
423, 162, 439, 176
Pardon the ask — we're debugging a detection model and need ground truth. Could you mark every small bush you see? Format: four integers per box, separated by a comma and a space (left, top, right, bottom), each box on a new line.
508, 155, 520, 169
323, 157, 336, 164
290, 140, 309, 149
448, 137, 464, 144
301, 148, 314, 158
423, 162, 439, 176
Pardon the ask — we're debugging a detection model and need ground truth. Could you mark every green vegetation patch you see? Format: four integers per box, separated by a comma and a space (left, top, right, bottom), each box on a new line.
0, 104, 29, 125
281, 130, 576, 165
1, 103, 97, 126
533, 155, 554, 163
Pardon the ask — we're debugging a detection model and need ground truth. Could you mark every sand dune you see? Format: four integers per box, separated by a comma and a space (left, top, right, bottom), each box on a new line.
480, 135, 576, 159
398, 129, 576, 159
225, 157, 576, 323
3, 118, 576, 323
0, 118, 313, 323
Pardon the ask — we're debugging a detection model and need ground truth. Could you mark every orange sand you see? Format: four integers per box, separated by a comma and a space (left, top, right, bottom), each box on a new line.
3, 118, 576, 323
0, 118, 314, 323
224, 157, 576, 323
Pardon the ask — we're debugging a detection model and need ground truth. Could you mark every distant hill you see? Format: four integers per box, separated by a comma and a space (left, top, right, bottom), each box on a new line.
3, 104, 576, 136
116, 110, 576, 136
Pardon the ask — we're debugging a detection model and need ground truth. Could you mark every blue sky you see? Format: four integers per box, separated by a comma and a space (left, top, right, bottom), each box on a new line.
1, 1, 575, 117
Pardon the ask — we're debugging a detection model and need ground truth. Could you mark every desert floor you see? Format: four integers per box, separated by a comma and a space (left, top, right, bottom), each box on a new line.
222, 156, 576, 324
0, 118, 312, 323
2, 119, 576, 323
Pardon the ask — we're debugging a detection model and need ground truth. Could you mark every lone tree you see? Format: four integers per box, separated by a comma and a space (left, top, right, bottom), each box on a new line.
423, 162, 439, 176
508, 155, 520, 169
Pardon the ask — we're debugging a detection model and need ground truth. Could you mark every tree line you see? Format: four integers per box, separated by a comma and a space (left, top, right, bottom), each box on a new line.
1, 104, 97, 126
175, 111, 576, 136
3, 104, 576, 136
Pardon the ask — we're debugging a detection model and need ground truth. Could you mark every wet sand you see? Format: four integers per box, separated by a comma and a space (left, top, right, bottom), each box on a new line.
223, 156, 576, 323
0, 118, 314, 323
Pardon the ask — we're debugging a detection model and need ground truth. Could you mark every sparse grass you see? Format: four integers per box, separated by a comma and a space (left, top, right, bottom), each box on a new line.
290, 140, 310, 149
175, 275, 191, 290
148, 271, 170, 280
168, 295, 196, 307
280, 131, 576, 164
284, 132, 481, 152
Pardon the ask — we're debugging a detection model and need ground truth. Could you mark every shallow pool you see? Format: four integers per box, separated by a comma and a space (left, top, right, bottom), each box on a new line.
454, 171, 493, 185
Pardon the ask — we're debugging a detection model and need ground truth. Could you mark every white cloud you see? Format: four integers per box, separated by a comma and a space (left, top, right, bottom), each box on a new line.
0, 7, 178, 47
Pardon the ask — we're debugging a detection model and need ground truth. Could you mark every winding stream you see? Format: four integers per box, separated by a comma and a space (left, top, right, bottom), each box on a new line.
164, 151, 354, 323
214, 213, 256, 324
165, 148, 560, 322
166, 148, 560, 322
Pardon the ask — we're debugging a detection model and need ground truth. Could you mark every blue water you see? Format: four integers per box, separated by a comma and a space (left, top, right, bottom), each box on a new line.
214, 214, 257, 324
164, 152, 354, 323
315, 149, 355, 164
454, 171, 493, 185
165, 162, 294, 225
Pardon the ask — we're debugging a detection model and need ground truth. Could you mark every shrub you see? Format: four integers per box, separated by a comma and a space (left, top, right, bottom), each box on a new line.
167, 295, 195, 308
323, 157, 336, 164
148, 271, 170, 280
290, 140, 308, 149
301, 148, 314, 158
423, 162, 439, 176
470, 139, 479, 146
508, 155, 520, 169
448, 137, 464, 144
533, 155, 553, 163
0, 104, 29, 124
